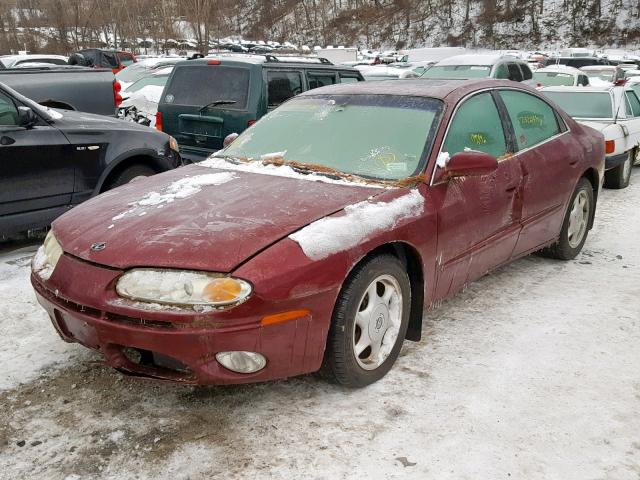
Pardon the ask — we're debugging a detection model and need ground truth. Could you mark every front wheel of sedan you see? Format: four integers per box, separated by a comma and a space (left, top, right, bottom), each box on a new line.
323, 254, 411, 388
542, 177, 594, 260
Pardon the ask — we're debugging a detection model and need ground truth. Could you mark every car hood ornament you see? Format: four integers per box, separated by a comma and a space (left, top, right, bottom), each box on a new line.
90, 242, 106, 252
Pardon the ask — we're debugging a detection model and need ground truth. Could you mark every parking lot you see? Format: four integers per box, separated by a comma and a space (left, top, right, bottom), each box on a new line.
0, 170, 637, 480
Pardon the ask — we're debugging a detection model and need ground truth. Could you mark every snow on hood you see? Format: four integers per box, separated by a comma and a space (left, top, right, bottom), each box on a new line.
111, 172, 236, 221
201, 157, 386, 189
290, 189, 424, 260
52, 164, 386, 272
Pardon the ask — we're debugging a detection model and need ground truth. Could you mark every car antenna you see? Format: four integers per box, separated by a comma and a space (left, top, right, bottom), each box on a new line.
613, 87, 624, 124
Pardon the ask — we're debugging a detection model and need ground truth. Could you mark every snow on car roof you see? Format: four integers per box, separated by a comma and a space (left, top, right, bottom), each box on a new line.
298, 78, 513, 100
536, 65, 582, 75
434, 54, 517, 66
580, 65, 618, 71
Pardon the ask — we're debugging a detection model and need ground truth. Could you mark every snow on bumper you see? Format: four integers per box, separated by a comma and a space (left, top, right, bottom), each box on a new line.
30, 254, 329, 385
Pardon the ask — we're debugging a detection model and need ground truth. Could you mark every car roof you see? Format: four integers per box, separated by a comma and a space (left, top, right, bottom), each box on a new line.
535, 65, 582, 75
177, 54, 359, 71
540, 85, 616, 93
435, 54, 521, 66
298, 78, 533, 100
580, 65, 617, 71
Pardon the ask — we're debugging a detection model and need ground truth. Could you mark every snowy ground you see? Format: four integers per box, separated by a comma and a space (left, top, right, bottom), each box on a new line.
1, 171, 639, 480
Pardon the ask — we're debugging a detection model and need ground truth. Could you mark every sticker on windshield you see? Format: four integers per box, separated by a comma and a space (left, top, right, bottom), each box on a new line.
386, 162, 408, 172
517, 111, 545, 129
165, 94, 175, 104
469, 132, 491, 145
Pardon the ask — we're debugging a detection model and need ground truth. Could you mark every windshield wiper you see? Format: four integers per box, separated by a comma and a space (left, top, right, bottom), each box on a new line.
199, 100, 236, 113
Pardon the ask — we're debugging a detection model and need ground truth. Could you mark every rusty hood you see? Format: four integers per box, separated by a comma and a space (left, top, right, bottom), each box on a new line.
53, 163, 385, 272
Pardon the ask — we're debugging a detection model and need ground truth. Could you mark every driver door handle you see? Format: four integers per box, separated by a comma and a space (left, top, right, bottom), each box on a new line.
0, 136, 15, 146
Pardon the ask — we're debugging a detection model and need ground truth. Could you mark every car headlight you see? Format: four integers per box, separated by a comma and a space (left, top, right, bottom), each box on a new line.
32, 230, 63, 281
116, 269, 252, 307
168, 135, 179, 152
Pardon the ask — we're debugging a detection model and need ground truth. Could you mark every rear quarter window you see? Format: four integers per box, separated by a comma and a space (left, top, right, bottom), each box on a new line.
164, 65, 250, 109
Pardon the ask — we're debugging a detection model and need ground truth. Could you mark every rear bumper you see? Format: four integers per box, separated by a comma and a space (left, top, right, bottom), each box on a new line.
31, 257, 329, 385
605, 152, 628, 170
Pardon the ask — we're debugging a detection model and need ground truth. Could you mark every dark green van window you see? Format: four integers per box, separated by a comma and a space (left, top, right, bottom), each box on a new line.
267, 71, 303, 107
339, 73, 360, 83
308, 73, 336, 89
164, 65, 249, 108
499, 90, 560, 149
443, 92, 507, 158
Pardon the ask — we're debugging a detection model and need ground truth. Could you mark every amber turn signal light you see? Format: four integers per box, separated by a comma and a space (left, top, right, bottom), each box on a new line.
261, 309, 311, 326
605, 140, 615, 154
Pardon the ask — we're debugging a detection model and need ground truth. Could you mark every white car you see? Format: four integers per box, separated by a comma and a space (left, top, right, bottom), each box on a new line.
542, 85, 640, 188
422, 54, 536, 86
580, 65, 625, 86
355, 64, 419, 80
533, 65, 589, 87
0, 54, 68, 68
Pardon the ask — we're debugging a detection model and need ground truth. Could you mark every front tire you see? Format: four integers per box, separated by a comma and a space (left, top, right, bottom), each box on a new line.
323, 254, 411, 388
542, 177, 594, 260
604, 150, 632, 189
105, 164, 157, 190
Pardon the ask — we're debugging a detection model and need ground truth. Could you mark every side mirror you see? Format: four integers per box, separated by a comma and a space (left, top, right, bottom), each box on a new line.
444, 150, 498, 178
17, 106, 36, 128
223, 132, 239, 147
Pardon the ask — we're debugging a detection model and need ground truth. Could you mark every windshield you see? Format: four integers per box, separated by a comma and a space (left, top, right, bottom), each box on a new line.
126, 74, 169, 94
533, 71, 575, 86
116, 63, 148, 83
221, 95, 443, 181
422, 65, 491, 79
584, 70, 615, 83
543, 91, 613, 118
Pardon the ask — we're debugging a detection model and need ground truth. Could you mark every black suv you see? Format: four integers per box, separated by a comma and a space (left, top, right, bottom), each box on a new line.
156, 54, 364, 162
0, 82, 182, 237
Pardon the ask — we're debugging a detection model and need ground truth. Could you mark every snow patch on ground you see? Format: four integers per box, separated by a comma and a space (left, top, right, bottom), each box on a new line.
112, 172, 236, 221
201, 157, 385, 189
290, 189, 424, 260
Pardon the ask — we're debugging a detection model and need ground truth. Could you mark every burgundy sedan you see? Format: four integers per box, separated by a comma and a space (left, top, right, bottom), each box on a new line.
31, 79, 605, 387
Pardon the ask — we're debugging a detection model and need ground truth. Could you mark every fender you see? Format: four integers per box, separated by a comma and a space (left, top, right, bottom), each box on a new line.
93, 147, 167, 195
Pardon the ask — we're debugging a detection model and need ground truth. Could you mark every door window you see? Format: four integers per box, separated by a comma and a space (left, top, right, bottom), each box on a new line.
520, 64, 533, 80
308, 72, 336, 89
507, 63, 523, 81
499, 90, 560, 150
494, 63, 509, 79
339, 73, 361, 83
443, 92, 507, 158
625, 91, 640, 117
267, 71, 303, 107
0, 92, 18, 126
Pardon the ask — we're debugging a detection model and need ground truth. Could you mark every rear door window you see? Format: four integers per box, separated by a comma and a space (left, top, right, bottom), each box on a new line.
164, 65, 250, 109
507, 63, 524, 81
499, 90, 560, 150
625, 91, 640, 117
520, 64, 533, 80
308, 71, 337, 89
443, 92, 507, 158
266, 70, 303, 108
339, 73, 361, 83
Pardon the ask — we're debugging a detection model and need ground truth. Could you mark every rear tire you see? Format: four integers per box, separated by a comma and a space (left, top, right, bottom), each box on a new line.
604, 150, 632, 189
105, 164, 156, 190
541, 177, 594, 260
322, 254, 411, 388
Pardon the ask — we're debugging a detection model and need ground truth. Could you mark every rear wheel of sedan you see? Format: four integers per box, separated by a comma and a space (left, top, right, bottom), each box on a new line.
105, 164, 157, 190
604, 150, 633, 189
323, 254, 411, 388
542, 177, 594, 260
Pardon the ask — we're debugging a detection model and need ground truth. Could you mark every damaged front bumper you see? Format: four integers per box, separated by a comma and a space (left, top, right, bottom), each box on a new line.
31, 253, 330, 385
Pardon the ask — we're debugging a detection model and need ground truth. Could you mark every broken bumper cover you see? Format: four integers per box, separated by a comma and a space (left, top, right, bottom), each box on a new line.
605, 152, 628, 170
31, 256, 329, 385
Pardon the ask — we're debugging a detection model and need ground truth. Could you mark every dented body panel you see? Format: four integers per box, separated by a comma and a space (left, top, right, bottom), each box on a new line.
32, 79, 604, 385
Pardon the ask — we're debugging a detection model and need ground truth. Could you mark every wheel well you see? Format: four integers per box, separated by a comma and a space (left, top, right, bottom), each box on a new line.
581, 167, 599, 229
359, 242, 425, 342
39, 100, 75, 110
100, 155, 161, 192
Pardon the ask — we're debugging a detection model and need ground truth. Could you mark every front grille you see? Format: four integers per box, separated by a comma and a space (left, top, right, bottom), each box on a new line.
106, 314, 175, 329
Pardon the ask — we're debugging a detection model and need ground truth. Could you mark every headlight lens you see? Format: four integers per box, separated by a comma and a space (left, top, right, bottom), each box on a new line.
116, 269, 252, 307
168, 135, 179, 152
32, 230, 62, 281
216, 351, 266, 373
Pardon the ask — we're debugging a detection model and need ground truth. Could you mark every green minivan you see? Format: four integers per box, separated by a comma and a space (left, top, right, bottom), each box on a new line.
156, 55, 364, 162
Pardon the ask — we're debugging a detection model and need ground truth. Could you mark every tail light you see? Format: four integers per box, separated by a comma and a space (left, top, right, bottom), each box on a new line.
156, 111, 163, 131
208, 59, 221, 65
113, 80, 123, 107
247, 120, 256, 127
614, 78, 626, 86
605, 140, 615, 154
